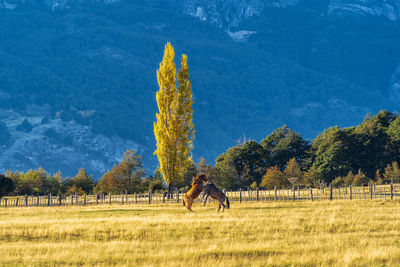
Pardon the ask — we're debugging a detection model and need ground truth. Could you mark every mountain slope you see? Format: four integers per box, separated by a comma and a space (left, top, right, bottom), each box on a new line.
0, 0, 398, 177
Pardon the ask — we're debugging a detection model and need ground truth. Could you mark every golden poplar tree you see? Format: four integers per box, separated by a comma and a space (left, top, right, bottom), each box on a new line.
154, 43, 195, 193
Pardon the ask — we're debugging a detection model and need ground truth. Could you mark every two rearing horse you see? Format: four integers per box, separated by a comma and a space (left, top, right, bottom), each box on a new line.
183, 174, 230, 212
183, 174, 208, 212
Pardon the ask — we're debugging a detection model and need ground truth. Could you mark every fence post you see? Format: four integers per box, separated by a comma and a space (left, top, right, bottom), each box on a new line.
292, 187, 295, 201
148, 192, 151, 204
37, 195, 40, 206
330, 184, 333, 201
135, 193, 137, 204
274, 186, 277, 201
162, 191, 165, 203
96, 194, 99, 205
84, 194, 87, 206
176, 189, 179, 203
15, 197, 19, 207
109, 193, 112, 205
47, 194, 50, 206
390, 183, 394, 200
58, 194, 62, 206
239, 188, 242, 203
370, 184, 373, 199
75, 194, 78, 205
4, 198, 7, 208
310, 187, 313, 201
256, 187, 259, 201
384, 187, 386, 200
349, 185, 352, 200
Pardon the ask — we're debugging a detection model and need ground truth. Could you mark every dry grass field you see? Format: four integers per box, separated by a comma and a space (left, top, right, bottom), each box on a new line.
0, 200, 399, 266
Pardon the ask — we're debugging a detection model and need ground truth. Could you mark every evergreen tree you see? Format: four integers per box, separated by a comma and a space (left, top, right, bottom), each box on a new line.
154, 43, 195, 194
48, 172, 63, 194
71, 168, 94, 194
261, 126, 309, 170
303, 166, 323, 187
311, 127, 354, 183
352, 111, 395, 177
0, 174, 15, 197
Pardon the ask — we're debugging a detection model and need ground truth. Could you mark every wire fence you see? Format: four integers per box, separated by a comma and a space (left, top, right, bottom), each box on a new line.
0, 183, 399, 208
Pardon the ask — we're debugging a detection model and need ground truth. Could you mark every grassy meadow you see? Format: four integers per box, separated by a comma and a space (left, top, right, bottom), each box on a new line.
0, 200, 399, 266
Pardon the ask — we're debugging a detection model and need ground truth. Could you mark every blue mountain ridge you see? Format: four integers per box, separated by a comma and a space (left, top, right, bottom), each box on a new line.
0, 0, 398, 177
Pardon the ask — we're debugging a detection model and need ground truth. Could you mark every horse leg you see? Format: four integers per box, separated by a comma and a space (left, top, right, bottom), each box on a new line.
183, 194, 187, 207
203, 195, 209, 206
217, 203, 221, 212
186, 199, 193, 212
220, 198, 226, 212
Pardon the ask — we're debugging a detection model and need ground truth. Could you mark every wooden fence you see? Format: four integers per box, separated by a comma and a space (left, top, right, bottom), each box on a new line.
0, 183, 399, 208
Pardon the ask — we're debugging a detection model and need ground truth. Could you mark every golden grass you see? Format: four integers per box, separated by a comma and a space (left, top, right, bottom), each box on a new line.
0, 200, 399, 266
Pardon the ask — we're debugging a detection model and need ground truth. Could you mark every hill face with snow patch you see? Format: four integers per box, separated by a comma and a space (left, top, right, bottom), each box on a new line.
0, 0, 399, 177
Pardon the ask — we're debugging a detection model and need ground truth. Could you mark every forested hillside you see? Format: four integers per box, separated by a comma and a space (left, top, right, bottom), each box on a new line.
0, 0, 399, 176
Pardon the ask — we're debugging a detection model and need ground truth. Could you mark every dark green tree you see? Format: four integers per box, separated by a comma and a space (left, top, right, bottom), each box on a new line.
0, 174, 15, 197
352, 111, 395, 177
261, 126, 310, 170
215, 141, 267, 188
149, 179, 165, 193
387, 114, 400, 163
310, 127, 354, 184
48, 172, 63, 194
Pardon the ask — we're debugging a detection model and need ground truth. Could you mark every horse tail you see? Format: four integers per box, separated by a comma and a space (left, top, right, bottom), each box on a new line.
225, 196, 230, 209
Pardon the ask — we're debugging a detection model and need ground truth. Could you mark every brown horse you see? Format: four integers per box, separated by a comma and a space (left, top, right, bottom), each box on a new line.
183, 174, 208, 212
202, 183, 230, 212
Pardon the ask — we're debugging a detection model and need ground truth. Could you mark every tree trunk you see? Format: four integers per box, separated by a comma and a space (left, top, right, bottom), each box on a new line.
168, 183, 171, 199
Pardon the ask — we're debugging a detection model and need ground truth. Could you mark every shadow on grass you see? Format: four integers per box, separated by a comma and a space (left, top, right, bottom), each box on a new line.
79, 209, 153, 214
79, 207, 186, 215
243, 205, 307, 210
198, 250, 282, 259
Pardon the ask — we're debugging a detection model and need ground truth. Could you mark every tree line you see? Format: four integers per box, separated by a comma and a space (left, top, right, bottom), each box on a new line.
211, 110, 400, 189
1, 110, 400, 197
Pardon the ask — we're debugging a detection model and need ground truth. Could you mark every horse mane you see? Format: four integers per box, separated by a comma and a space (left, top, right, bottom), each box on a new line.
192, 173, 208, 185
